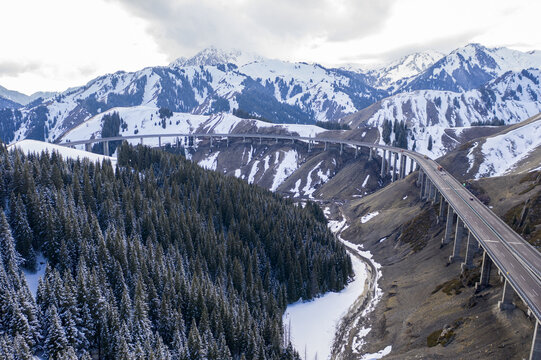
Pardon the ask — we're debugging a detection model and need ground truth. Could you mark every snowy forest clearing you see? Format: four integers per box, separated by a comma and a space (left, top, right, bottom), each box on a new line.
22, 252, 47, 299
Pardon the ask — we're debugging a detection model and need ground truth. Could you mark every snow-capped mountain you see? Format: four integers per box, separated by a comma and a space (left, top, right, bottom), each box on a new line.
344, 68, 541, 158
401, 43, 541, 92
363, 50, 444, 92
6, 47, 387, 144
0, 84, 55, 106
170, 46, 264, 67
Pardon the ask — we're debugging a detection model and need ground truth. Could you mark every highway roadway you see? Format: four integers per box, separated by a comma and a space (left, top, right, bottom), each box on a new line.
60, 132, 541, 322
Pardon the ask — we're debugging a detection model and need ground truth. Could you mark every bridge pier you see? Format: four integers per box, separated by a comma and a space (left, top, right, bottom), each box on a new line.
355, 146, 359, 159
442, 205, 455, 245
103, 141, 109, 157
409, 157, 415, 174
417, 168, 423, 187
449, 218, 465, 263
387, 150, 392, 174
158, 136, 162, 148
530, 321, 541, 360
475, 251, 492, 291
340, 143, 343, 155
210, 136, 213, 148
324, 142, 327, 151
438, 197, 446, 223
226, 138, 229, 147
368, 147, 373, 161
140, 137, 143, 145
85, 143, 92, 152
423, 176, 430, 199
401, 154, 407, 178
381, 150, 386, 177
392, 153, 398, 182
461, 231, 477, 273
498, 279, 516, 310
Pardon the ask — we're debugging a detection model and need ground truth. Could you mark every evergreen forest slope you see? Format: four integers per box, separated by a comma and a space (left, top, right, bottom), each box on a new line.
0, 142, 352, 359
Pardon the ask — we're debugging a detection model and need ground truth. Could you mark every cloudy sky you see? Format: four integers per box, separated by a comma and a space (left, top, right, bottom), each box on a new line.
1, 0, 539, 95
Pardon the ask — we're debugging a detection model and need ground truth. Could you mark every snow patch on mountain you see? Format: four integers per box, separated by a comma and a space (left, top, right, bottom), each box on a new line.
270, 150, 299, 191
61, 106, 326, 149
8, 139, 116, 166
472, 120, 541, 178
198, 151, 220, 171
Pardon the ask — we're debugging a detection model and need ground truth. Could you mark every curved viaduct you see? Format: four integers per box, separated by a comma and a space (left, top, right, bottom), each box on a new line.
60, 132, 541, 359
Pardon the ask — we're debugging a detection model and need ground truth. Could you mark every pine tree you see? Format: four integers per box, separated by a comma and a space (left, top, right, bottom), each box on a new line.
45, 305, 68, 358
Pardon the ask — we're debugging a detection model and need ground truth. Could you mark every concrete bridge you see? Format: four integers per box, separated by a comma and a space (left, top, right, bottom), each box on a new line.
60, 132, 541, 359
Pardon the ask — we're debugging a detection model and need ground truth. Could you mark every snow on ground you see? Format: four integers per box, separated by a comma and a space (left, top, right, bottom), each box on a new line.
360, 211, 380, 224
61, 105, 326, 149
248, 160, 260, 184
23, 253, 47, 299
198, 151, 220, 171
291, 179, 302, 198
270, 150, 299, 191
8, 140, 117, 167
359, 345, 392, 360
361, 175, 370, 188
475, 120, 541, 178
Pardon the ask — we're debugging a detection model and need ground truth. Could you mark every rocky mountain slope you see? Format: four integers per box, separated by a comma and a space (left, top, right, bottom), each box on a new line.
343, 68, 541, 158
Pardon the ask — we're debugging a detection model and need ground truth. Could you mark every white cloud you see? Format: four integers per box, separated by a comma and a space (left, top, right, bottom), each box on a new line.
1, 0, 540, 94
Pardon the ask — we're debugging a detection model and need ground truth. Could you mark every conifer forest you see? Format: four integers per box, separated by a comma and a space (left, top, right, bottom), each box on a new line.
0, 142, 353, 359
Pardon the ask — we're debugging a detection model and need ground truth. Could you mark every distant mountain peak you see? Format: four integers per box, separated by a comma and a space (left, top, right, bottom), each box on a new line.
170, 46, 265, 67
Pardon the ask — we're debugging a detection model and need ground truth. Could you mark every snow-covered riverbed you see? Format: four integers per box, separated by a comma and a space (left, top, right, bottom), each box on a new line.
283, 251, 368, 360
282, 208, 382, 360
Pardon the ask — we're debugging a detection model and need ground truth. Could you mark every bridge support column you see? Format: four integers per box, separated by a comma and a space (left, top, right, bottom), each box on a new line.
409, 158, 414, 174
449, 218, 465, 263
423, 176, 430, 199
381, 150, 386, 177
402, 155, 407, 178
498, 279, 516, 310
85, 143, 92, 152
140, 137, 143, 145
275, 137, 278, 144
432, 184, 437, 202
226, 138, 229, 147
392, 153, 398, 182
158, 136, 162, 148
355, 146, 359, 159
442, 205, 454, 245
475, 251, 492, 291
417, 168, 423, 187
210, 136, 213, 148
340, 143, 343, 155
324, 142, 327, 151
259, 137, 262, 145
103, 141, 109, 157
387, 150, 392, 174
438, 198, 446, 223
368, 147, 373, 161
461, 231, 477, 273
530, 321, 541, 360
419, 172, 425, 198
